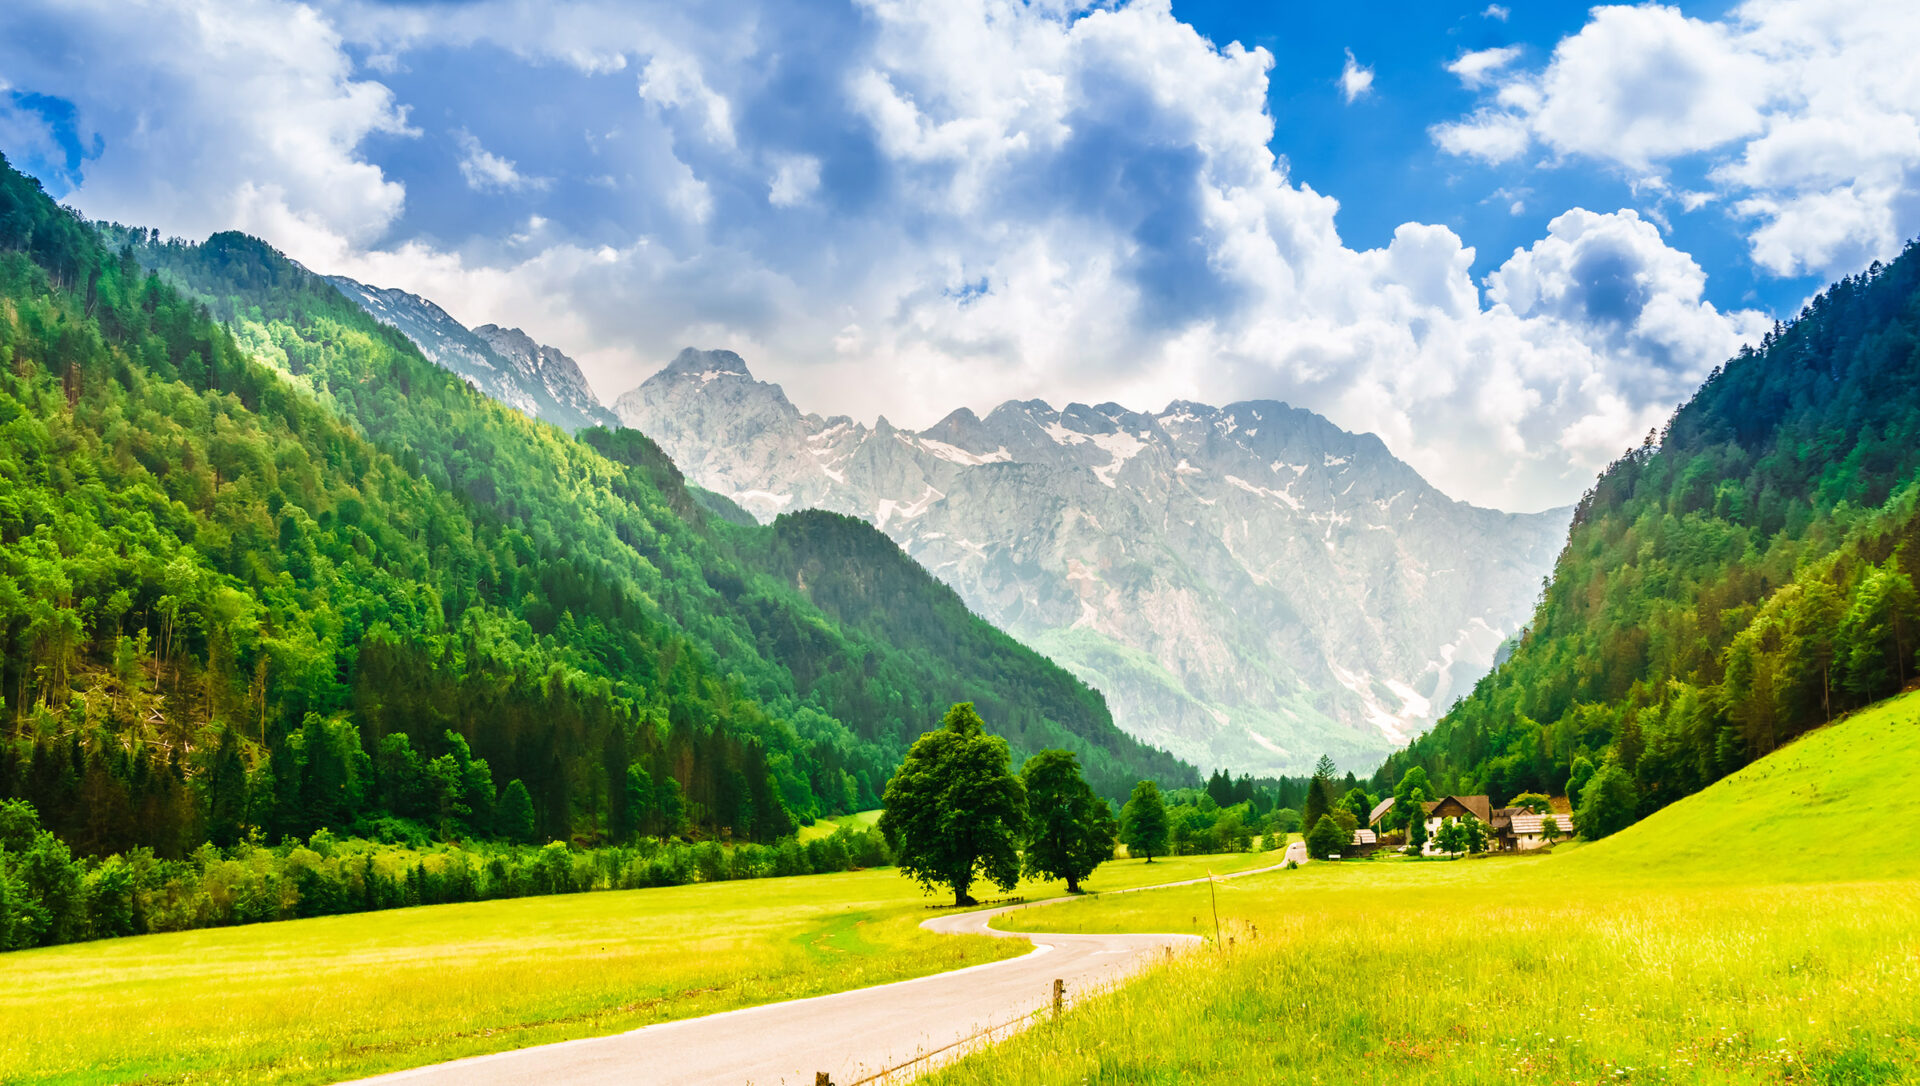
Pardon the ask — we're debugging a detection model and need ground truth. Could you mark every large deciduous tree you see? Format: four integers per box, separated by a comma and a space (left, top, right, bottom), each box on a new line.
1120, 779, 1170, 862
1305, 814, 1347, 860
879, 703, 1027, 906
1020, 750, 1116, 894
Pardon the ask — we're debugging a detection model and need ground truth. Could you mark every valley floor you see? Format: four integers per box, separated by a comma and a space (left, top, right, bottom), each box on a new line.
922, 694, 1920, 1084
0, 852, 1274, 1085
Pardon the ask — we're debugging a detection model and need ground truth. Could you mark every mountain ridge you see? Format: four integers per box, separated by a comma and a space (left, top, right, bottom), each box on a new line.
614, 351, 1572, 774
326, 274, 617, 433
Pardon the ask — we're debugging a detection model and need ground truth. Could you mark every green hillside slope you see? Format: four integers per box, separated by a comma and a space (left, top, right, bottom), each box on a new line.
1562, 689, 1920, 881
1387, 242, 1920, 833
0, 154, 1186, 880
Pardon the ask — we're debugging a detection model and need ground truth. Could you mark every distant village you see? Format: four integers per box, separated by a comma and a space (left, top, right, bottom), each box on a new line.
1356, 794, 1576, 857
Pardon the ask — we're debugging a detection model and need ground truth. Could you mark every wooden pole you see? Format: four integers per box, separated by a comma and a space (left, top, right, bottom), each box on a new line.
1053, 978, 1065, 1016
816, 1073, 831, 1086
1207, 870, 1221, 947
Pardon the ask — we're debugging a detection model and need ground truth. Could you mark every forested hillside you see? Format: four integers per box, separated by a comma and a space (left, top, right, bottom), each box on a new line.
0, 154, 1185, 878
1384, 243, 1920, 834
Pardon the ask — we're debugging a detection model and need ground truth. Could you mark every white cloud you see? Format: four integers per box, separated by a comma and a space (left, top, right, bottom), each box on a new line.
1432, 110, 1531, 163
0, 0, 1772, 512
1483, 5, 1510, 21
767, 153, 822, 207
1446, 46, 1521, 89
0, 0, 412, 253
454, 129, 545, 192
1435, 1, 1920, 279
637, 50, 736, 147
1339, 48, 1374, 103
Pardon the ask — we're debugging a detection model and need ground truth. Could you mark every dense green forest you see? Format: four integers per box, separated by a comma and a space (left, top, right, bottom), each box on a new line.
1383, 241, 1920, 835
0, 152, 1188, 947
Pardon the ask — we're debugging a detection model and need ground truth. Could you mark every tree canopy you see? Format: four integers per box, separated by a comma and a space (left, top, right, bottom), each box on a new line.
1020, 750, 1115, 893
1120, 779, 1170, 863
878, 703, 1027, 906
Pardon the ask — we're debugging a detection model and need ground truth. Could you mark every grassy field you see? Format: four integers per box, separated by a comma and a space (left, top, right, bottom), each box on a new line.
0, 847, 1278, 1084
796, 808, 884, 843
926, 693, 1920, 1085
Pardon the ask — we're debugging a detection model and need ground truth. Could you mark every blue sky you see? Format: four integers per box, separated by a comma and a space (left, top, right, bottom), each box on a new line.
1, 1, 1913, 511
1175, 0, 1810, 315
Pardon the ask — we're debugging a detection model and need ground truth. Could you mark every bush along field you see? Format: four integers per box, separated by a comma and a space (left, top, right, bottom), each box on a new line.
923, 692, 1920, 1085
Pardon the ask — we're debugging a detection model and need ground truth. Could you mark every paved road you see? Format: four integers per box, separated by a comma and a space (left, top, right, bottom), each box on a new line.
347, 863, 1285, 1086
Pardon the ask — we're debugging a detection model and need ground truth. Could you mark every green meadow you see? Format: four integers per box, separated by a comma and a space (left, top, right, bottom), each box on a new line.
796, 808, 885, 843
0, 851, 1274, 1085
924, 694, 1920, 1084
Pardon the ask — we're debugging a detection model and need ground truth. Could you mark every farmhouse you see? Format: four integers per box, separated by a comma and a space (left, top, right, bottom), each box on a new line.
1418, 795, 1492, 855
1494, 807, 1575, 851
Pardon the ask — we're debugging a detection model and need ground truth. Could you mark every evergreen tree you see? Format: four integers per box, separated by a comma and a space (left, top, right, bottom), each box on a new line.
496, 780, 537, 844
879, 703, 1027, 906
1301, 756, 1336, 837
624, 765, 656, 842
1019, 750, 1115, 894
656, 777, 688, 839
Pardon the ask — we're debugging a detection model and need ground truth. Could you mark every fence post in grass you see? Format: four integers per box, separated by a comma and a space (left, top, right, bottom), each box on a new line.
1053, 978, 1064, 1017
1208, 870, 1221, 948
816, 1073, 831, 1086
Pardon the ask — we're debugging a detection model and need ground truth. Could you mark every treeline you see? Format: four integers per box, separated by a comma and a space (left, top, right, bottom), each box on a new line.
0, 797, 890, 951
1385, 242, 1920, 835
729, 509, 1194, 801
0, 152, 1186, 880
1144, 760, 1364, 854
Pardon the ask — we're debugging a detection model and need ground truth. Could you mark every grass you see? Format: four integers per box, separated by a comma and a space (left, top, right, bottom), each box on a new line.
796, 807, 883, 843
925, 693, 1920, 1085
0, 847, 1278, 1084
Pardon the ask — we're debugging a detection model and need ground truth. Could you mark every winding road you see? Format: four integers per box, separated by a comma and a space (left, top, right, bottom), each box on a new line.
347, 862, 1284, 1086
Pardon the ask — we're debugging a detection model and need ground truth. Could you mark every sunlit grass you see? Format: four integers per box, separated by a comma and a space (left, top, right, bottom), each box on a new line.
927, 695, 1920, 1084
797, 808, 884, 843
0, 850, 1276, 1084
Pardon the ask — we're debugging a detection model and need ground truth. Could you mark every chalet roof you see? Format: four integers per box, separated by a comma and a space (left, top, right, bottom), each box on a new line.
1423, 795, 1492, 823
1368, 797, 1395, 825
1351, 828, 1377, 845
1506, 812, 1574, 836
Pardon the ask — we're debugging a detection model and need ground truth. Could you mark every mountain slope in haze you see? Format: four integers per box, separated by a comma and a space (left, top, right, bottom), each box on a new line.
1387, 243, 1920, 827
326, 274, 616, 432
614, 349, 1571, 774
0, 154, 1185, 871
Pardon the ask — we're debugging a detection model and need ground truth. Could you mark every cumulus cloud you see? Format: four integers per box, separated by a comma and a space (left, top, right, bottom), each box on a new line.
1339, 48, 1374, 103
1446, 46, 1521, 89
0, 0, 411, 254
0, 0, 1771, 512
1434, 1, 1920, 279
454, 129, 545, 192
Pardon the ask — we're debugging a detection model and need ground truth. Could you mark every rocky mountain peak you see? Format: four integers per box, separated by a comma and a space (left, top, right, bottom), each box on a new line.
325, 276, 615, 433
614, 346, 1573, 775
660, 347, 754, 381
